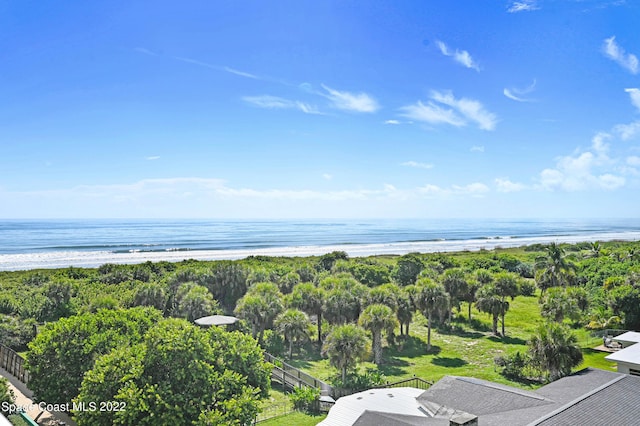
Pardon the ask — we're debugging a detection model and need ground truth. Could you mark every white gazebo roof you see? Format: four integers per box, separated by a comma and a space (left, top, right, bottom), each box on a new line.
606, 342, 640, 365
612, 331, 640, 344
194, 315, 239, 326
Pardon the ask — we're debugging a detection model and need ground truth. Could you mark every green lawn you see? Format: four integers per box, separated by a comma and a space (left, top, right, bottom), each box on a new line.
259, 412, 326, 426
286, 292, 617, 390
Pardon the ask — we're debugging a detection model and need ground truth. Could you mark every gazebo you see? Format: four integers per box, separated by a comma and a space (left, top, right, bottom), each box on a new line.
194, 315, 239, 327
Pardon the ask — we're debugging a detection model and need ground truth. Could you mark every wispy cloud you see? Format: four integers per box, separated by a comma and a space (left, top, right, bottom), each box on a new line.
417, 182, 489, 198
470, 145, 485, 152
537, 133, 625, 191
401, 161, 434, 169
625, 88, 640, 111
495, 178, 526, 192
628, 156, 640, 166
242, 95, 321, 114
321, 85, 380, 113
603, 36, 639, 74
322, 174, 333, 180
145, 156, 160, 161
508, 1, 540, 13
400, 91, 497, 130
436, 40, 480, 71
174, 56, 259, 79
385, 120, 401, 125
134, 47, 158, 56
612, 89, 640, 140
503, 79, 537, 102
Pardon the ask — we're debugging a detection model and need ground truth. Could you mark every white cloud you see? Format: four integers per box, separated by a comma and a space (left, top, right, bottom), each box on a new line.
174, 56, 260, 79
495, 178, 526, 192
470, 145, 485, 152
628, 156, 640, 166
431, 91, 498, 130
321, 85, 379, 113
145, 156, 160, 161
508, 1, 539, 12
385, 120, 401, 125
436, 40, 480, 71
401, 161, 434, 169
223, 66, 258, 79
322, 174, 333, 180
417, 182, 489, 197
503, 79, 537, 102
400, 91, 497, 131
399, 100, 466, 128
243, 95, 321, 114
614, 121, 640, 140
603, 36, 639, 74
537, 133, 625, 191
625, 88, 640, 111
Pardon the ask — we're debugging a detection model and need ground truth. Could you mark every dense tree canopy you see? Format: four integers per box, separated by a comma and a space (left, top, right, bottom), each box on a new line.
26, 307, 163, 405
74, 319, 270, 425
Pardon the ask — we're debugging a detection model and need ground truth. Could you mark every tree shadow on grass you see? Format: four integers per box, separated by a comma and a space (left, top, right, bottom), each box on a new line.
431, 357, 468, 368
488, 335, 527, 345
437, 324, 485, 339
387, 336, 441, 358
377, 356, 411, 377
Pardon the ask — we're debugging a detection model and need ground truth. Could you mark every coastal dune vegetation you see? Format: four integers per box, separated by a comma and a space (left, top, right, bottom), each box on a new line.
0, 240, 639, 424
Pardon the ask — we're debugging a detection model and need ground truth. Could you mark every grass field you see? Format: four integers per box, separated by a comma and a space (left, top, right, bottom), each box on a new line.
285, 292, 615, 389
260, 288, 617, 425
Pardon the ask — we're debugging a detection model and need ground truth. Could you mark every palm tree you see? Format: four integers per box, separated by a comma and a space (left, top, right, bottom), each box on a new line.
493, 272, 520, 336
289, 283, 326, 344
358, 304, 398, 365
174, 283, 220, 322
133, 282, 167, 311
534, 242, 576, 293
441, 268, 469, 322
475, 284, 505, 336
396, 290, 413, 336
234, 282, 283, 343
539, 287, 580, 323
415, 278, 449, 351
528, 322, 583, 381
275, 309, 312, 358
322, 324, 370, 383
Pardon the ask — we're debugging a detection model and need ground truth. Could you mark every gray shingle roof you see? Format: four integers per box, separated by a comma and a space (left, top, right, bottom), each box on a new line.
532, 374, 640, 426
417, 376, 554, 416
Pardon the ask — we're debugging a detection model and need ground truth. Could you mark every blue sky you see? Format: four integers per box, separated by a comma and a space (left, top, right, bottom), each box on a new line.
1, 0, 640, 219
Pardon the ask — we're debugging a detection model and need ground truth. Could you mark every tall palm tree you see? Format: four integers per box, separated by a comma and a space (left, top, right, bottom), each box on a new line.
441, 268, 469, 322
322, 324, 370, 383
234, 282, 283, 343
358, 304, 398, 365
534, 242, 576, 293
415, 278, 449, 351
289, 283, 325, 344
475, 284, 507, 336
275, 309, 312, 358
493, 272, 520, 336
528, 322, 583, 381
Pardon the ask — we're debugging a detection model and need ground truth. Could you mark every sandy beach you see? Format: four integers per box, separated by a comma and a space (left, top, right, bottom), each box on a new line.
2, 231, 639, 271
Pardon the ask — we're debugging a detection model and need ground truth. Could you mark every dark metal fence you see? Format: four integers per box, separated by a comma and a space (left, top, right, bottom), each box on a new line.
0, 344, 29, 385
331, 376, 433, 399
254, 402, 294, 424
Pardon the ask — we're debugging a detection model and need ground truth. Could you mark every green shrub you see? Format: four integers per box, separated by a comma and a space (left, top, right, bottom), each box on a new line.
289, 387, 320, 413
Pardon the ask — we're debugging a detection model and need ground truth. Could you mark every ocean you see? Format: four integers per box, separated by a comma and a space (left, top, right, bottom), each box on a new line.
0, 218, 639, 271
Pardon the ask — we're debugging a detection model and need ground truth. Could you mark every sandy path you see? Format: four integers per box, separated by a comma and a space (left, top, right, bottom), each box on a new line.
1, 368, 75, 426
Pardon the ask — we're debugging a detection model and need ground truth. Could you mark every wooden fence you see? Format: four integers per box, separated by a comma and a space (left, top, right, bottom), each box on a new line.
264, 352, 332, 396
0, 344, 29, 385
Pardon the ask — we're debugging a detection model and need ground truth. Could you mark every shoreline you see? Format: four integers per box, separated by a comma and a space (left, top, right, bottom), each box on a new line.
1, 231, 639, 272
